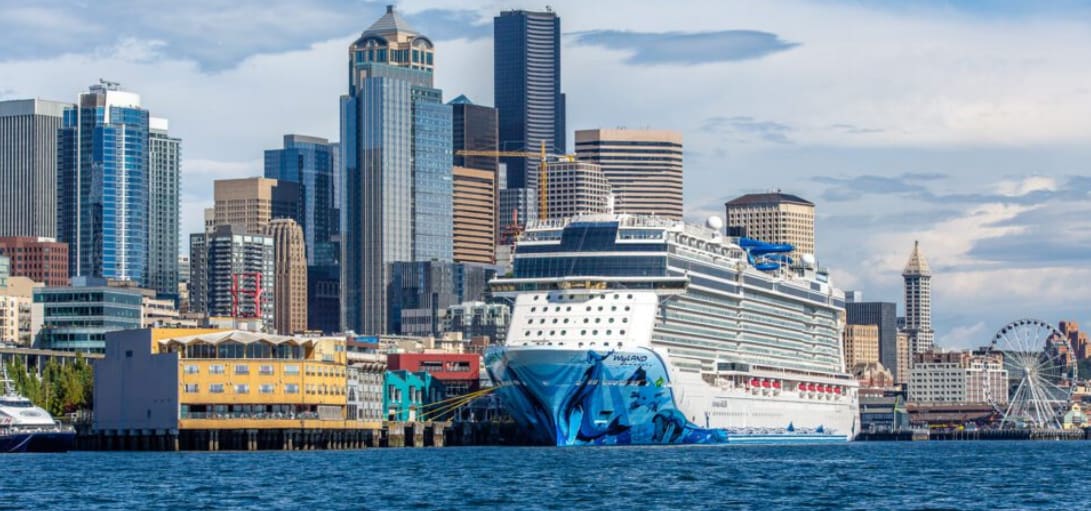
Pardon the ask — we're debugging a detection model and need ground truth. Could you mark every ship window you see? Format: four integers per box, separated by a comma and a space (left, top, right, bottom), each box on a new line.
566, 306, 571, 312
586, 306, 591, 311
537, 331, 543, 336
623, 318, 629, 323
530, 307, 536, 312
595, 318, 601, 323
524, 331, 530, 336
550, 331, 555, 336
598, 306, 603, 311
625, 306, 630, 311
584, 318, 589, 323
553, 318, 558, 324
581, 330, 587, 335
627, 294, 633, 299
593, 330, 599, 335
620, 330, 626, 335
563, 318, 569, 324
555, 306, 561, 312
611, 306, 617, 311
534, 295, 540, 300
607, 330, 612, 335
609, 318, 615, 323
561, 330, 567, 335
614, 294, 619, 299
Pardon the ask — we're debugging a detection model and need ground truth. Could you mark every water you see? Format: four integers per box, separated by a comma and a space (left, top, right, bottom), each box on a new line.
1, 442, 1085, 510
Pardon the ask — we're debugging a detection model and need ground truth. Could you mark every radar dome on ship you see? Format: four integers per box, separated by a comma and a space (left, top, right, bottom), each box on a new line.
706, 216, 724, 231
801, 253, 817, 267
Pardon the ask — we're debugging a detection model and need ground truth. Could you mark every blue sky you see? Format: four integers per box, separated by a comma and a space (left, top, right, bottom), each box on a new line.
3, 0, 1091, 349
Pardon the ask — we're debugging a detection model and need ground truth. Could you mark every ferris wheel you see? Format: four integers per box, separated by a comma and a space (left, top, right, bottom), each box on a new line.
985, 319, 1077, 429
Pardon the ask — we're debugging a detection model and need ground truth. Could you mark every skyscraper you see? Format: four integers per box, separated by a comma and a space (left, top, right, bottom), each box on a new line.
0, 99, 69, 238
265, 218, 307, 334
575, 129, 684, 219
265, 135, 341, 333
264, 134, 339, 266
450, 94, 499, 264
58, 82, 161, 285
494, 9, 565, 234
341, 5, 452, 334
724, 192, 816, 258
147, 118, 181, 300
903, 241, 934, 354
494, 9, 565, 188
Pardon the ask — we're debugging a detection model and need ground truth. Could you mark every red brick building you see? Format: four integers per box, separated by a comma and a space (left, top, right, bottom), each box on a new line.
0, 237, 68, 286
386, 353, 481, 397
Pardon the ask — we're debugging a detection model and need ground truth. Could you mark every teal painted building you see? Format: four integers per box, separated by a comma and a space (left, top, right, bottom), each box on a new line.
383, 369, 443, 422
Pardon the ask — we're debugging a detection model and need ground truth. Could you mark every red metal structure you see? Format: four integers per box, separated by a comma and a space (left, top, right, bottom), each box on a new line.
231, 272, 264, 318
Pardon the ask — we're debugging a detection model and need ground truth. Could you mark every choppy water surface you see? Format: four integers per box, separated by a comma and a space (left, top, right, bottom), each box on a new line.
2, 441, 1086, 510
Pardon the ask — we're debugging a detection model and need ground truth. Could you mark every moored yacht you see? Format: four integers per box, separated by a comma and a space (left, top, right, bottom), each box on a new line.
1, 365, 76, 453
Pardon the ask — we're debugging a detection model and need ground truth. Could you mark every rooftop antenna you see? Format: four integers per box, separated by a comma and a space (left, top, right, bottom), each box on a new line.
98, 78, 121, 90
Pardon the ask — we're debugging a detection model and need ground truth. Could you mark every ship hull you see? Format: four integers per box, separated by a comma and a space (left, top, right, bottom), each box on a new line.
0, 430, 76, 453
487, 345, 855, 446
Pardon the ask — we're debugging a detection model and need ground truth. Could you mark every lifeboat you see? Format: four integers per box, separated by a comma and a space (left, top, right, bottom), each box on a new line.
761, 380, 771, 388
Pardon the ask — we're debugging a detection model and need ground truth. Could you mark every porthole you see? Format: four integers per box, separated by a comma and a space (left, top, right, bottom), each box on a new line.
555, 306, 561, 312
625, 306, 630, 311
524, 331, 530, 336
586, 306, 592, 311
593, 330, 599, 335
597, 306, 603, 311
609, 318, 615, 323
563, 318, 569, 324
552, 318, 558, 324
584, 318, 589, 323
627, 294, 633, 299
534, 296, 540, 301
537, 331, 543, 336
581, 330, 587, 335
530, 307, 536, 312
613, 294, 619, 300
623, 318, 629, 323
595, 318, 601, 323
550, 331, 555, 336
620, 330, 626, 335
611, 306, 617, 311
606, 330, 612, 335
566, 306, 572, 312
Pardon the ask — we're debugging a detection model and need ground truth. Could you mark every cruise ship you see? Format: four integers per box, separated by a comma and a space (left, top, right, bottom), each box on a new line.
485, 215, 859, 446
1, 366, 76, 453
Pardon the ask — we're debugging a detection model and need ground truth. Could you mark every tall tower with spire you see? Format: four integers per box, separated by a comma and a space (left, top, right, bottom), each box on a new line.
902, 241, 934, 354
340, 5, 452, 334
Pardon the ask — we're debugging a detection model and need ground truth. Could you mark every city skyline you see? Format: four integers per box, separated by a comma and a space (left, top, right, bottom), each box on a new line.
3, 0, 1091, 346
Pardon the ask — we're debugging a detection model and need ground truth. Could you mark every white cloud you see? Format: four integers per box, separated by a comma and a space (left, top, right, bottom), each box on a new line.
939, 321, 989, 350
993, 176, 1057, 197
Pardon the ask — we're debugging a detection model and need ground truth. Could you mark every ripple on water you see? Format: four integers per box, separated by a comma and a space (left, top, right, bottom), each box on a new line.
1, 442, 1089, 510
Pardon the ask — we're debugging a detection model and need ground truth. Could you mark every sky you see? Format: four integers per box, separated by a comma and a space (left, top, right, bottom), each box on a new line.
3, 0, 1091, 350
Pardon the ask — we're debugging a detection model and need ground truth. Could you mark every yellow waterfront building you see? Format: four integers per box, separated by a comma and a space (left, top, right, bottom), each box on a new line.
93, 328, 383, 435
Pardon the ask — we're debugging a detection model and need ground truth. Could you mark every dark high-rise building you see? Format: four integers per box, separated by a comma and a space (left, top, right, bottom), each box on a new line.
494, 8, 565, 230
0, 99, 69, 238
450, 94, 498, 262
387, 260, 497, 336
340, 6, 452, 335
846, 301, 899, 381
190, 225, 274, 324
450, 95, 498, 173
264, 134, 339, 266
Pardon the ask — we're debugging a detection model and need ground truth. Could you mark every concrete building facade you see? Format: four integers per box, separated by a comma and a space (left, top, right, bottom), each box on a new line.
843, 323, 880, 371
33, 277, 145, 353
543, 161, 613, 220
574, 129, 683, 219
452, 166, 496, 264
265, 219, 307, 335
0, 99, 69, 238
903, 241, 935, 354
147, 118, 182, 300
845, 301, 900, 381
212, 177, 300, 234
909, 351, 1007, 404
724, 192, 815, 258
0, 236, 69, 286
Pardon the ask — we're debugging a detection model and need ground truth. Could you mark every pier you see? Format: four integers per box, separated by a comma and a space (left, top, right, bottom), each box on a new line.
77, 421, 449, 451
856, 428, 1090, 442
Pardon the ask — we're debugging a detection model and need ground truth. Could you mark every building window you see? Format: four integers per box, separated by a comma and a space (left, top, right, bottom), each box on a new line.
183, 384, 198, 393
259, 365, 274, 375
259, 384, 275, 394
210, 384, 224, 393
184, 365, 199, 375
209, 364, 225, 375
235, 384, 249, 394
285, 384, 299, 394
285, 364, 299, 375
235, 364, 250, 375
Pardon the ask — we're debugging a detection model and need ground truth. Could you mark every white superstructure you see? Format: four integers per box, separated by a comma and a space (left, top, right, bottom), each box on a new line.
489, 214, 859, 444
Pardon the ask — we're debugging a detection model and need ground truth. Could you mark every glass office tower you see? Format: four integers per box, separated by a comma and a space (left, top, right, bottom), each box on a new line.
58, 82, 152, 285
341, 6, 452, 335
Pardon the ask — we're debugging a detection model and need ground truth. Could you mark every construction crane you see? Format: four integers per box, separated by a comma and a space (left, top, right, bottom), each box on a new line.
455, 140, 575, 222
